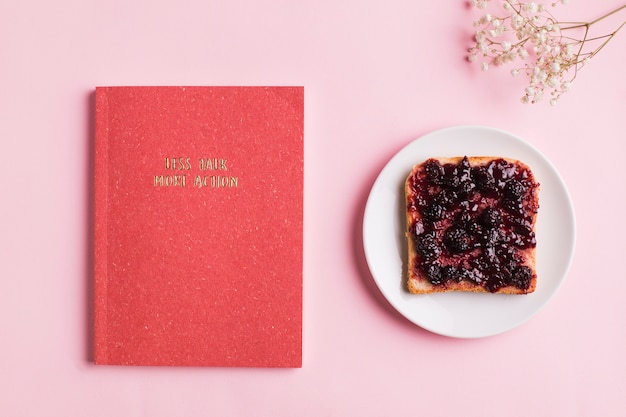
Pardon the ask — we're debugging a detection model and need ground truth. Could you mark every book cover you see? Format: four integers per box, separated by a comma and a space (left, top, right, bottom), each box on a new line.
93, 86, 303, 367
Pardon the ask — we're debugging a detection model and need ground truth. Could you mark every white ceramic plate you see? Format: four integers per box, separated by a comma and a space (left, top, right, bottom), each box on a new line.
363, 125, 576, 338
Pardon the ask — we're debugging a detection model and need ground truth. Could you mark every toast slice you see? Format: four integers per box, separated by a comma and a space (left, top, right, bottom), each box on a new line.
405, 156, 539, 294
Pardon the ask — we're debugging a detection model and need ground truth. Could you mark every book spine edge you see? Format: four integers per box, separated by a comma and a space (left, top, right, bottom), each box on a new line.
93, 87, 109, 364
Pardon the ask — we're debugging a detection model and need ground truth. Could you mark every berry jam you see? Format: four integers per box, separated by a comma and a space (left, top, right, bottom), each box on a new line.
407, 156, 539, 293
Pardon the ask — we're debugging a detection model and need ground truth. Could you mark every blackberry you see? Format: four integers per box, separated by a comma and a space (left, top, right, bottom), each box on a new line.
424, 160, 444, 185
485, 273, 507, 293
434, 189, 458, 206
466, 220, 481, 236
479, 207, 502, 228
484, 246, 499, 265
504, 180, 525, 201
416, 233, 441, 261
444, 228, 471, 254
463, 268, 485, 285
503, 199, 523, 212
455, 210, 471, 228
504, 220, 535, 248
492, 159, 516, 181
424, 263, 444, 285
458, 156, 472, 182
497, 246, 520, 274
480, 228, 501, 247
472, 166, 497, 193
519, 231, 536, 248
471, 256, 490, 273
443, 164, 461, 188
503, 180, 526, 212
442, 265, 462, 282
457, 180, 476, 196
511, 266, 532, 290
496, 243, 519, 263
422, 203, 445, 222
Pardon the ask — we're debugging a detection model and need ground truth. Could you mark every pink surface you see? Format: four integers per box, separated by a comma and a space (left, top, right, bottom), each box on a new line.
1, 0, 625, 415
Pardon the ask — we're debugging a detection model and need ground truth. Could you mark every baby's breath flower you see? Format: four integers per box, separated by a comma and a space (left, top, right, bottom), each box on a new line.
525, 2, 538, 13
468, 0, 626, 104
518, 47, 529, 59
472, 0, 488, 10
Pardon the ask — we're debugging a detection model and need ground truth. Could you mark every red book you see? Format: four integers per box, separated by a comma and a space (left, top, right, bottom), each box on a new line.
94, 86, 303, 367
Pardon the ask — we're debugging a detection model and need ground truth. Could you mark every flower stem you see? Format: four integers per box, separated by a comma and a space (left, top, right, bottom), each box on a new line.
560, 3, 626, 29
587, 19, 626, 59
557, 3, 626, 71
590, 3, 626, 25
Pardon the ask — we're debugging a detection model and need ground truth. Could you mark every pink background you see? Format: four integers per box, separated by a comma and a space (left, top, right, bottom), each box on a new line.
1, 0, 625, 416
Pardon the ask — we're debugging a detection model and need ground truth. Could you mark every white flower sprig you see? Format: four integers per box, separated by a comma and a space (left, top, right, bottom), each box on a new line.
468, 1, 626, 104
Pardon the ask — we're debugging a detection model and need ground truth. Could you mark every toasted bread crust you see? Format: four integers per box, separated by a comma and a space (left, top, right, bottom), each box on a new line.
406, 156, 539, 294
